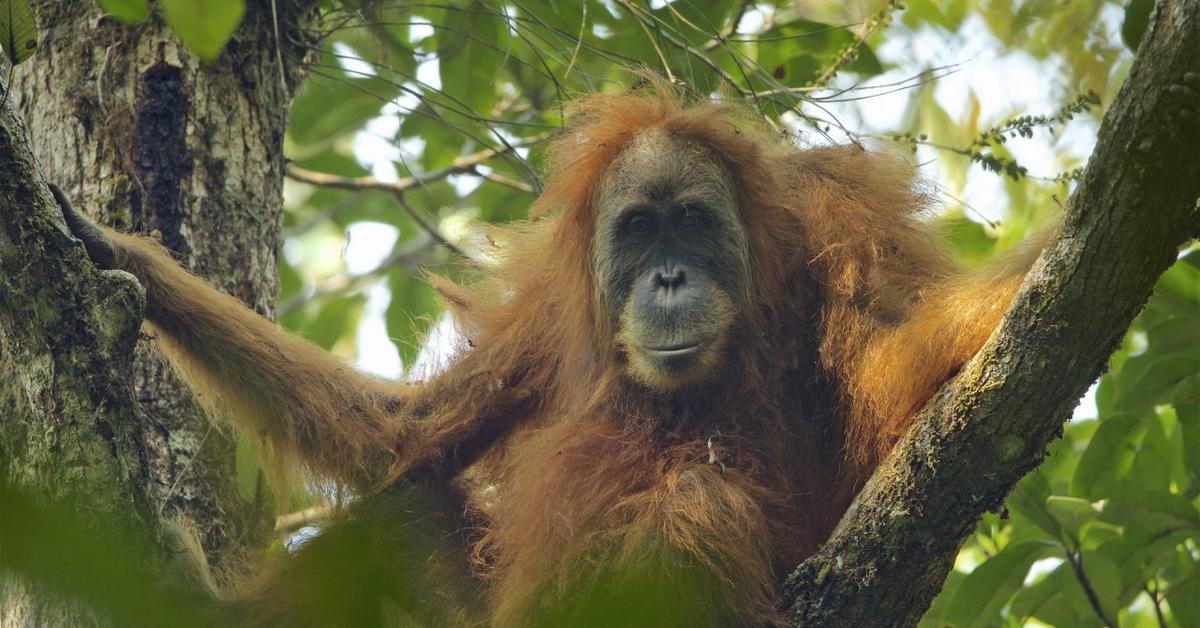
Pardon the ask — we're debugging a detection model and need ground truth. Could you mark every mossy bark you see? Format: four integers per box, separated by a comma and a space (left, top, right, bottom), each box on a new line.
0, 103, 149, 625
1, 1, 316, 623
783, 0, 1200, 625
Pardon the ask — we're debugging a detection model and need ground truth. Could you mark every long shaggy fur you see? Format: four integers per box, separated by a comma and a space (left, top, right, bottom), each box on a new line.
92, 81, 1045, 626
406, 83, 1041, 624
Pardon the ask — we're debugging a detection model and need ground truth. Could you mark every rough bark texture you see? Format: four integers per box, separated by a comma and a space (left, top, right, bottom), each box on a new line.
0, 98, 149, 627
783, 0, 1200, 625
1, 1, 316, 623
6, 0, 316, 568
2, 1, 1196, 626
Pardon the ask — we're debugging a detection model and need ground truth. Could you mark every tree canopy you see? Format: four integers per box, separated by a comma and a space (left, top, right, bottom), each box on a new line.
1, 1, 1196, 626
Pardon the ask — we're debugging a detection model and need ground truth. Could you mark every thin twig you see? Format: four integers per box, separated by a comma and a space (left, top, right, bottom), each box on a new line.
288, 131, 545, 187
278, 231, 437, 316
562, 0, 587, 79
702, 0, 752, 51
285, 133, 545, 252
270, 0, 288, 96
1065, 547, 1118, 628
282, 191, 367, 240
393, 192, 466, 258
619, 0, 675, 82
472, 167, 534, 194
613, 0, 748, 99
303, 62, 549, 187
157, 424, 214, 517
1145, 580, 1168, 628
809, 1, 900, 90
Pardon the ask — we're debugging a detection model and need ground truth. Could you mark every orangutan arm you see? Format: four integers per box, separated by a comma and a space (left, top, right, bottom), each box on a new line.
842, 235, 1051, 469
784, 147, 1052, 471
51, 184, 529, 489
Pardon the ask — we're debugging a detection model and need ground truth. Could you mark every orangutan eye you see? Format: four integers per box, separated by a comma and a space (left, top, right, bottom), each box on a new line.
625, 213, 654, 236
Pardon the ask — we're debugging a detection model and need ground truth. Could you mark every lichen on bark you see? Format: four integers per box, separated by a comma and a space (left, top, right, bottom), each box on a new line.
4, 1, 319, 581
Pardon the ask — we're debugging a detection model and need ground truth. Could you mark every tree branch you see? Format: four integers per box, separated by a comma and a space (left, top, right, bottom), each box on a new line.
783, 0, 1199, 625
284, 131, 547, 198
285, 136, 544, 258
277, 230, 437, 316
702, 0, 752, 51
472, 167, 535, 194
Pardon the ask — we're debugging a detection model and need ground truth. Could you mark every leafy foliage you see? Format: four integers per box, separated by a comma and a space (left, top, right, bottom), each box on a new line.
0, 0, 37, 66
921, 253, 1200, 628
243, 0, 1200, 622
4, 1, 1195, 626
95, 0, 245, 61
96, 0, 150, 23
157, 0, 246, 62
0, 477, 217, 627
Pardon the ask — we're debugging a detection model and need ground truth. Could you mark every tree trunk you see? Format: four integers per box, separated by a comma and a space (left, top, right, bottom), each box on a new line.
1, 1, 315, 623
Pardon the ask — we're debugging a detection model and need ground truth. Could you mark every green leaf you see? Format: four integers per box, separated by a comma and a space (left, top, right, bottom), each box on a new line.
942, 540, 1055, 627
0, 0, 38, 66
1046, 496, 1100, 538
902, 0, 962, 31
305, 293, 365, 350
767, 55, 824, 87
1043, 425, 1087, 487
1157, 253, 1200, 304
1175, 376, 1200, 488
1115, 354, 1200, 416
277, 254, 304, 313
472, 175, 535, 223
1151, 405, 1193, 494
755, 20, 837, 68
1121, 0, 1154, 51
518, 0, 585, 33
0, 482, 216, 626
918, 568, 964, 627
234, 434, 265, 503
328, 190, 415, 232
1128, 412, 1173, 492
1101, 482, 1200, 534
288, 70, 400, 159
1078, 520, 1122, 550
97, 0, 151, 23
159, 0, 246, 62
334, 21, 418, 79
1071, 413, 1141, 500
1145, 313, 1200, 356
1097, 524, 1194, 603
752, 19, 881, 86
1008, 563, 1066, 622
386, 269, 441, 368
848, 44, 883, 75
1010, 564, 1103, 627
650, 0, 737, 46
399, 102, 467, 170
437, 0, 502, 117
1076, 551, 1122, 620
1008, 473, 1063, 540
291, 150, 370, 181
1167, 562, 1200, 628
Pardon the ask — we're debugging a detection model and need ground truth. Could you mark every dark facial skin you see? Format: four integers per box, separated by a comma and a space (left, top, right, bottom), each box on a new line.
592, 130, 752, 391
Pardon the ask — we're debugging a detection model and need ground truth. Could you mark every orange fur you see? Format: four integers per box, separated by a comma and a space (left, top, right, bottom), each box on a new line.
94, 81, 1046, 625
